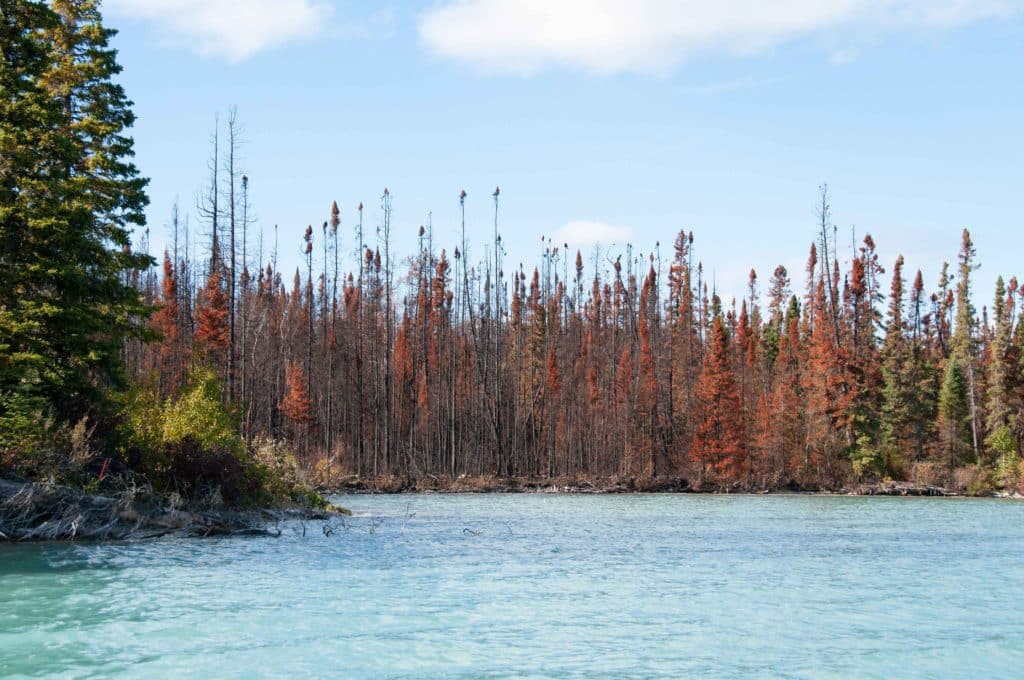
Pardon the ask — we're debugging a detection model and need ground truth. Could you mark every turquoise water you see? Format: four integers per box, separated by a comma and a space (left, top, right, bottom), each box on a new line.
2, 494, 1023, 679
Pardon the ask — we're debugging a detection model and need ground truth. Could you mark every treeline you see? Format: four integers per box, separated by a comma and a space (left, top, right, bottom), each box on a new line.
3, 2, 1022, 496
131, 158, 1024, 490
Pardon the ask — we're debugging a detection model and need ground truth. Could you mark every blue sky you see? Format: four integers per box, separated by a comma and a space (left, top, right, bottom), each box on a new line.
104, 0, 1023, 307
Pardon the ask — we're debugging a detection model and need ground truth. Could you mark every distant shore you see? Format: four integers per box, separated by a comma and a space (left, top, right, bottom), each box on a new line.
322, 475, 1023, 499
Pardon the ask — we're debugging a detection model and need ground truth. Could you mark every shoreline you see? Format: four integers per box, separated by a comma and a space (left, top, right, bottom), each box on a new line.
0, 477, 348, 543
320, 475, 1023, 499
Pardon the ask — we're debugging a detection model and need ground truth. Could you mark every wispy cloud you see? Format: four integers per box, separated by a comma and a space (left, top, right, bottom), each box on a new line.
418, 0, 1022, 75
551, 220, 633, 248
105, 0, 333, 62
829, 47, 861, 65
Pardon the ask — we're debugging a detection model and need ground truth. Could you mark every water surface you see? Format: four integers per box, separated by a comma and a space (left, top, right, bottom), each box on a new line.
2, 494, 1022, 678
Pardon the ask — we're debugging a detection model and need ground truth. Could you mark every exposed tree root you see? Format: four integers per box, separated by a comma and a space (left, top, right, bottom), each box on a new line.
0, 478, 338, 542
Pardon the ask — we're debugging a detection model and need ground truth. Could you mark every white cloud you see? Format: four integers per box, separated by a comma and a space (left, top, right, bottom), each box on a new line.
105, 0, 333, 62
418, 0, 1022, 74
551, 220, 632, 248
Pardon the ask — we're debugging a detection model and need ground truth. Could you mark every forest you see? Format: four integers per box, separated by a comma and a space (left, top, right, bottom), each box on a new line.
3, 0, 1024, 505
132, 185, 1024, 494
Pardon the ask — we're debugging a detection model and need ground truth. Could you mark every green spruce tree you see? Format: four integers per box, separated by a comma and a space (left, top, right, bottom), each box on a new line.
948, 229, 980, 461
1, 0, 67, 399
984, 277, 1016, 471
0, 0, 151, 418
938, 361, 973, 468
879, 255, 913, 475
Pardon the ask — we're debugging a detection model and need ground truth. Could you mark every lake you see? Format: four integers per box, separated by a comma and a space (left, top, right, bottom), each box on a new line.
2, 494, 1023, 678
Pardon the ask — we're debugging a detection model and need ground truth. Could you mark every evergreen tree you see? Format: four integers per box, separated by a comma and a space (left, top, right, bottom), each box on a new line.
1009, 279, 1024, 455
938, 360, 973, 467
692, 315, 746, 485
1, 0, 151, 417
949, 229, 980, 459
1, 0, 65, 397
845, 238, 885, 478
755, 305, 802, 486
879, 255, 913, 476
150, 251, 183, 396
281, 361, 314, 456
984, 276, 1015, 460
803, 279, 852, 485
907, 269, 939, 460
194, 267, 230, 368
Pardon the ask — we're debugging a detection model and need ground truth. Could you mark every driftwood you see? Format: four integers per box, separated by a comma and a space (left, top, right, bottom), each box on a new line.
0, 478, 337, 542
856, 481, 956, 497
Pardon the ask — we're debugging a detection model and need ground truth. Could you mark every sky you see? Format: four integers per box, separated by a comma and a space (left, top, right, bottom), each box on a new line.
102, 0, 1024, 308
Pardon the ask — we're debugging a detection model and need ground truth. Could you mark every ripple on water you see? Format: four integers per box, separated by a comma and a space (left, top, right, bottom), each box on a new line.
1, 494, 1023, 679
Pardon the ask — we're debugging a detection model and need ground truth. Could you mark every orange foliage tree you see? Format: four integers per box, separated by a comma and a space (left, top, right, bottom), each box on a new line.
692, 315, 747, 485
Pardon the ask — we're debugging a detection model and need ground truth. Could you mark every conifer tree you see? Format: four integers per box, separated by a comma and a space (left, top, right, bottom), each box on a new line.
194, 266, 230, 369
803, 278, 852, 485
1008, 279, 1024, 455
984, 276, 1014, 460
949, 229, 980, 459
692, 315, 746, 484
758, 303, 803, 484
637, 266, 659, 476
281, 361, 314, 455
1, 0, 151, 416
938, 361, 972, 467
880, 255, 914, 475
1, 0, 64, 397
151, 252, 183, 395
907, 269, 939, 460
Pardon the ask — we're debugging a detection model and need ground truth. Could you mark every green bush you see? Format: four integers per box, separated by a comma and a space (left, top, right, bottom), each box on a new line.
984, 426, 1020, 489
161, 367, 243, 456
849, 435, 884, 481
120, 367, 323, 508
0, 392, 51, 451
0, 392, 59, 475
250, 437, 327, 509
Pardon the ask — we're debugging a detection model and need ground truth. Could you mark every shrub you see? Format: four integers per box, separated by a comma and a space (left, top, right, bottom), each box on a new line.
954, 465, 994, 496
251, 437, 325, 508
308, 443, 350, 489
160, 436, 259, 507
0, 392, 60, 476
160, 367, 243, 456
908, 461, 948, 488
120, 368, 323, 509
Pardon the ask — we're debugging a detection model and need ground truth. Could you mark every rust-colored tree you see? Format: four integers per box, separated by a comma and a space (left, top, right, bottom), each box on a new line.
116, 181, 1024, 493
150, 251, 184, 396
281, 361, 314, 457
194, 266, 230, 373
281, 361, 313, 423
692, 315, 747, 485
